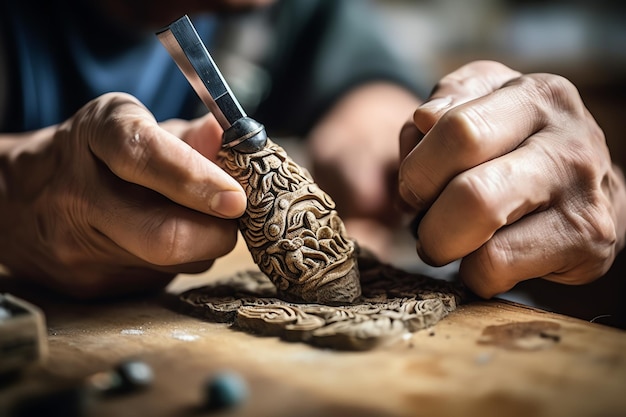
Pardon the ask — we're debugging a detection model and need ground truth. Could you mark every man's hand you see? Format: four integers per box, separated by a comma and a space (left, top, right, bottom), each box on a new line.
398, 61, 626, 298
0, 92, 246, 298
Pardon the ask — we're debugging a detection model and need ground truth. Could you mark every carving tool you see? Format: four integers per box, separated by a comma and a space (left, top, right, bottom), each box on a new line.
157, 16, 361, 304
156, 15, 267, 153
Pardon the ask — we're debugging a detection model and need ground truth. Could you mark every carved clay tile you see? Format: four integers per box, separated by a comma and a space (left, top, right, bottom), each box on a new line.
178, 251, 466, 351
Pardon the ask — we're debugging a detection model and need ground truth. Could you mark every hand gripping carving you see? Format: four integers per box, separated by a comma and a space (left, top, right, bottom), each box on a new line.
218, 139, 361, 304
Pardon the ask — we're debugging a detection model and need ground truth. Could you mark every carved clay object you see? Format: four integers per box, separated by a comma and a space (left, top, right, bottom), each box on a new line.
178, 251, 466, 351
217, 139, 361, 305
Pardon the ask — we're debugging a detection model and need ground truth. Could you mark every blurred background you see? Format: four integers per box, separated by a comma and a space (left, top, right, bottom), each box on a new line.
373, 0, 626, 168
368, 0, 626, 328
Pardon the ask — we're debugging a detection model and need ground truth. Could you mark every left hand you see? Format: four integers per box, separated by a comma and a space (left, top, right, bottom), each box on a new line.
398, 60, 626, 298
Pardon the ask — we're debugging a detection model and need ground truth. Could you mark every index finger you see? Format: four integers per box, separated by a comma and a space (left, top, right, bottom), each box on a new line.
86, 94, 246, 219
413, 61, 522, 134
398, 63, 535, 212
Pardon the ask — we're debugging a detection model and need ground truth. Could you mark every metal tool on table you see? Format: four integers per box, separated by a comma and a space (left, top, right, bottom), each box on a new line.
156, 15, 267, 153
0, 293, 47, 375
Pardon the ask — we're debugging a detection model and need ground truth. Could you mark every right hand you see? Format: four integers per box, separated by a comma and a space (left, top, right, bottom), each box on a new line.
0, 92, 246, 298
397, 61, 626, 298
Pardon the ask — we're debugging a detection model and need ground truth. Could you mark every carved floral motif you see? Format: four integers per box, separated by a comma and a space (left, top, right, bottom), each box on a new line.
218, 139, 361, 304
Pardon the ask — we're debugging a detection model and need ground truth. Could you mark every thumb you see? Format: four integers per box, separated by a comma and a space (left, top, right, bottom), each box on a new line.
86, 93, 246, 218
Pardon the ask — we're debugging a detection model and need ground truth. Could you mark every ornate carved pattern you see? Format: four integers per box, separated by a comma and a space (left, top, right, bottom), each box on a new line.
218, 139, 360, 304
178, 252, 466, 351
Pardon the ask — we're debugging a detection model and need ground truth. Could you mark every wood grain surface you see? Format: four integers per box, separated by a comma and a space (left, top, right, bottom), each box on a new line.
1, 238, 625, 417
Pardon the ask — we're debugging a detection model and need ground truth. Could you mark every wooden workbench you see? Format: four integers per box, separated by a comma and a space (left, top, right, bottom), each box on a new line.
1, 237, 625, 417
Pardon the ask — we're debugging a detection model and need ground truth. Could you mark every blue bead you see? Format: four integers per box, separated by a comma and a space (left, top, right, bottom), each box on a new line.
205, 371, 248, 409
115, 359, 154, 391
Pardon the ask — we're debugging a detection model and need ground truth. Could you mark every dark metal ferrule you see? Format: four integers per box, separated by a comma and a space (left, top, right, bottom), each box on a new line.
222, 117, 268, 153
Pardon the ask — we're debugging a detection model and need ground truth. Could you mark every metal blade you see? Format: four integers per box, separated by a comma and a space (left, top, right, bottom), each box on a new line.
156, 15, 246, 130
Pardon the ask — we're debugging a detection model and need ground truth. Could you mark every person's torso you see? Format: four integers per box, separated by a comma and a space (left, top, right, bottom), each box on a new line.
0, 1, 217, 132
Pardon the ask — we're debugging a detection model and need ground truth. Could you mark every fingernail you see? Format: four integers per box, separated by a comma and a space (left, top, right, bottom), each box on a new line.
415, 238, 422, 256
211, 191, 246, 218
415, 238, 434, 265
398, 179, 422, 209
419, 96, 452, 112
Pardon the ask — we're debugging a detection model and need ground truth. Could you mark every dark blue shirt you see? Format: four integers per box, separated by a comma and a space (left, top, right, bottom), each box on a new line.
1, 1, 216, 132
1, 0, 423, 135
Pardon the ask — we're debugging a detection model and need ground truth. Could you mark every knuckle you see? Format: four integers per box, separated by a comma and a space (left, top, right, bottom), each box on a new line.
521, 73, 583, 115
417, 172, 510, 268
85, 95, 156, 181
545, 199, 617, 285
79, 93, 141, 129
438, 107, 493, 157
143, 218, 191, 265
436, 60, 519, 95
449, 171, 507, 229
98, 92, 144, 116
545, 134, 609, 197
568, 202, 617, 262
547, 259, 611, 286
567, 119, 609, 177
467, 60, 514, 74
119, 122, 156, 179
144, 218, 238, 266
585, 120, 608, 156
462, 240, 517, 297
